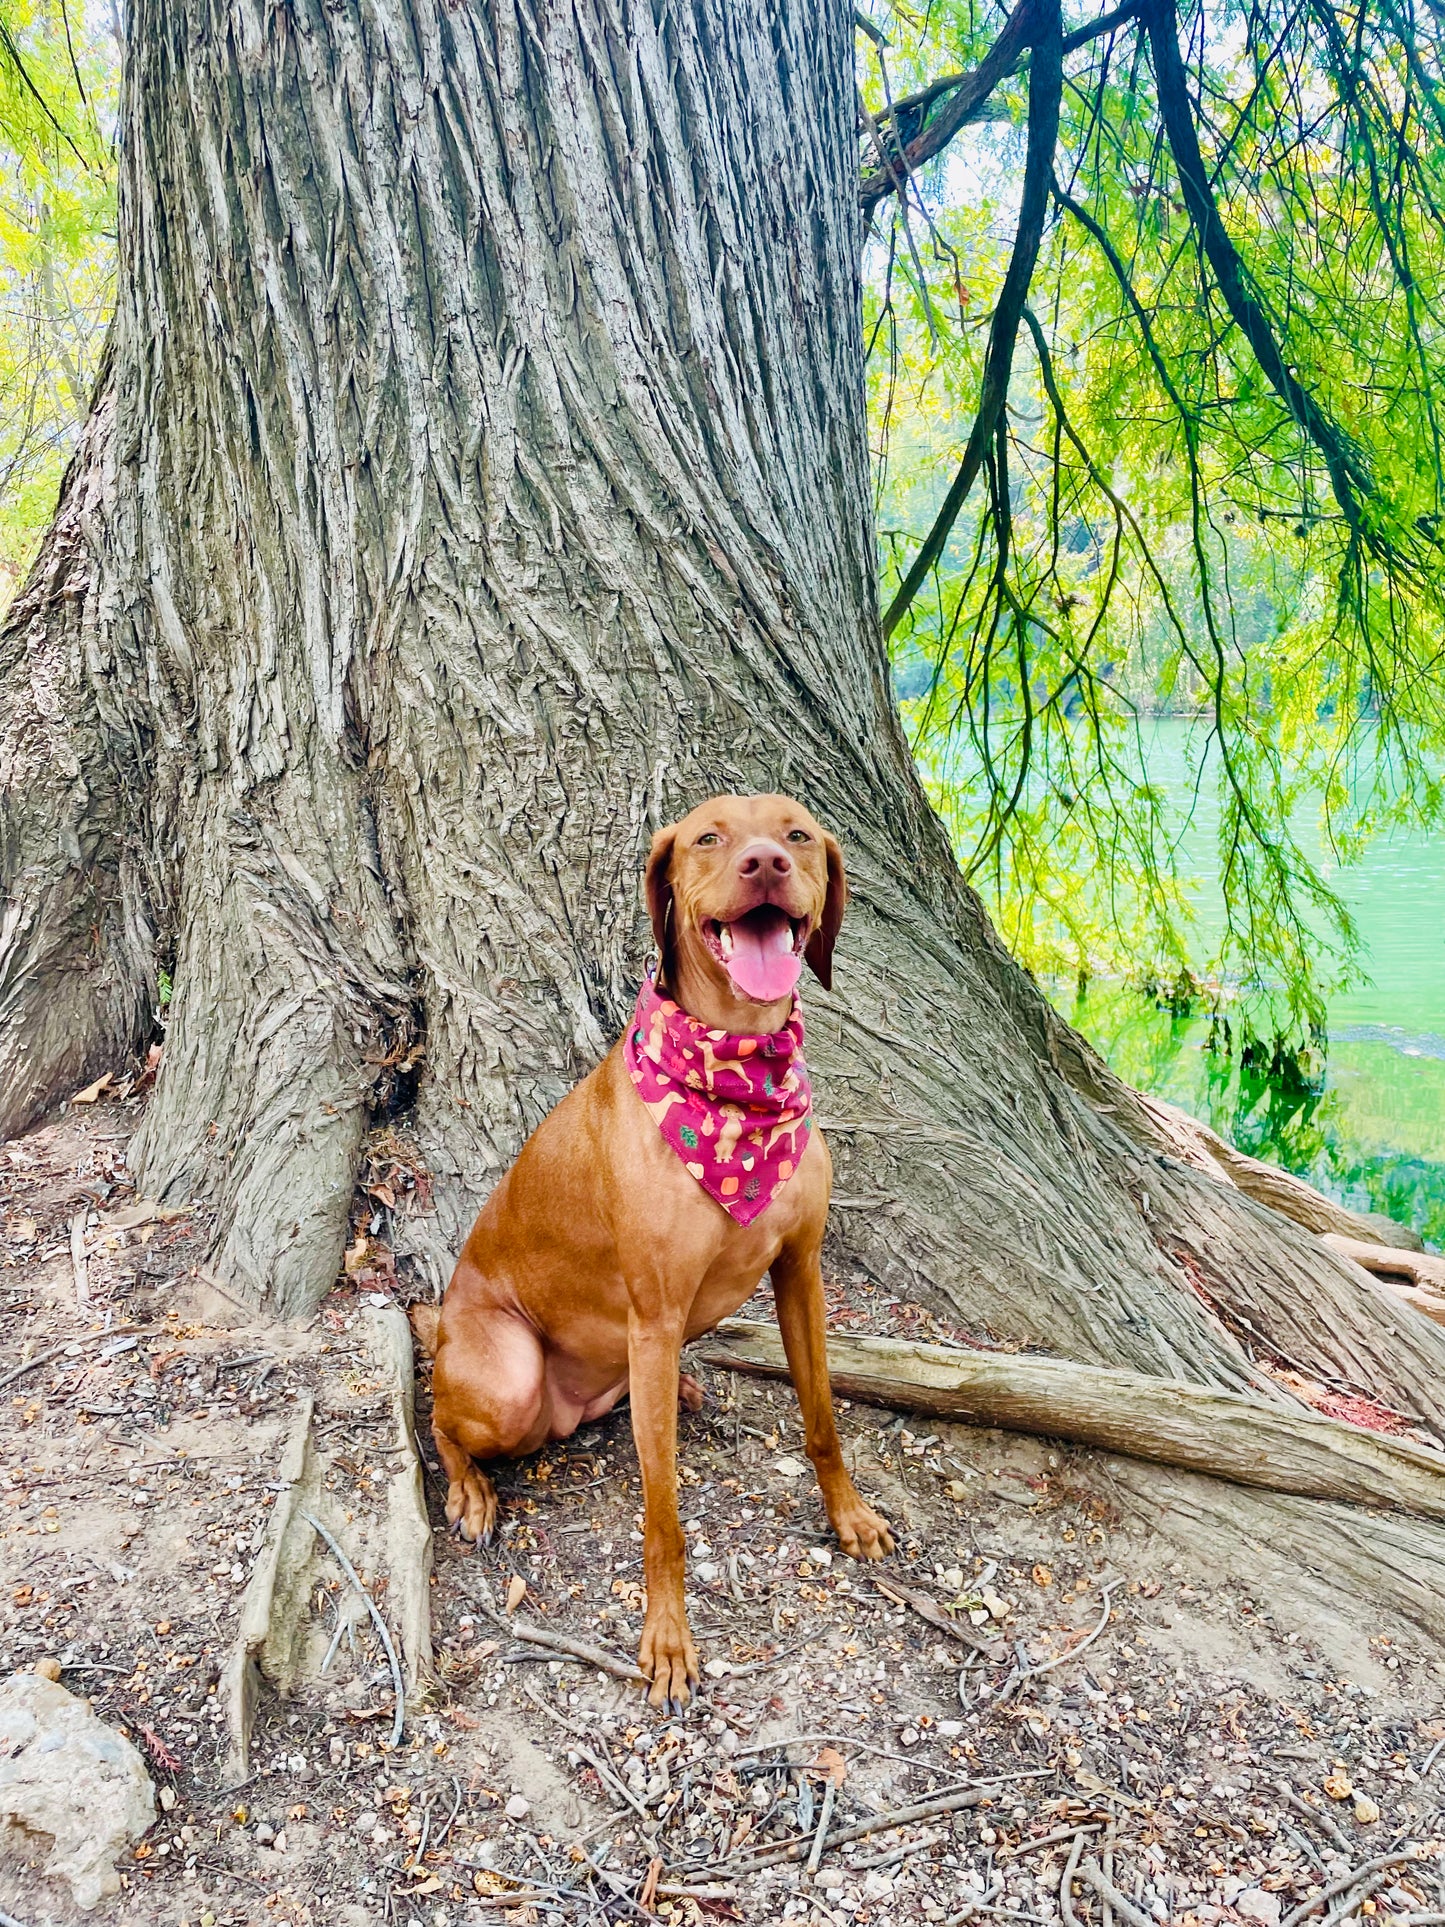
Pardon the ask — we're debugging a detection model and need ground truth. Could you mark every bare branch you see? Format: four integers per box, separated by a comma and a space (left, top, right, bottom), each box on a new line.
861, 0, 1143, 212
881, 0, 1064, 637
1143, 0, 1374, 534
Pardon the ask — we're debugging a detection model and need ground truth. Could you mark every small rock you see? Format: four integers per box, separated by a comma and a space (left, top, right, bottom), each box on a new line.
937, 1720, 964, 1738
254, 1821, 276, 1844
1234, 1889, 1281, 1926
353, 1808, 378, 1833
773, 1457, 806, 1478
1353, 1793, 1380, 1825
32, 1657, 62, 1682
0, 1672, 156, 1909
899, 1726, 920, 1747
159, 1786, 177, 1812
505, 1793, 531, 1821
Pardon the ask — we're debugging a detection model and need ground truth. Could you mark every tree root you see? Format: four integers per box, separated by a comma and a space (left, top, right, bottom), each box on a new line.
1322, 1235, 1445, 1323
220, 1309, 435, 1783
360, 1301, 435, 1695
700, 1319, 1445, 1518
222, 1391, 316, 1784
1136, 1094, 1424, 1251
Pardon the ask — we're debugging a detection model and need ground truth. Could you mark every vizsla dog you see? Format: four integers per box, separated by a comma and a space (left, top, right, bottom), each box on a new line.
427, 794, 894, 1708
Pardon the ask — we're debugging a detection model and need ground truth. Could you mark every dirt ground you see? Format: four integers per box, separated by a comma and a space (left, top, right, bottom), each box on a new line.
4, 1093, 1445, 1927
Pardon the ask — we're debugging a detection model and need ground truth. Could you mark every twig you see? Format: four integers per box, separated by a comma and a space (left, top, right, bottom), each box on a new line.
1079, 1860, 1159, 1927
1000, 1586, 1117, 1705
656, 1885, 740, 1902
516, 1681, 650, 1819
578, 1847, 655, 1922
1060, 1830, 1088, 1927
807, 1778, 837, 1875
1001, 1823, 1104, 1860
849, 1826, 944, 1871
299, 1511, 404, 1749
1420, 1736, 1445, 1778
1280, 1853, 1422, 1927
1281, 1786, 1354, 1857
0, 1904, 33, 1927
873, 1574, 1006, 1657
69, 1211, 89, 1311
715, 1785, 989, 1874
947, 1880, 1004, 1926
471, 1591, 643, 1683
0, 1324, 151, 1393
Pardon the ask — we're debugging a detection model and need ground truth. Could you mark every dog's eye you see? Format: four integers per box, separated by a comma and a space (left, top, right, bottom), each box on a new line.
695, 832, 720, 847
787, 829, 811, 843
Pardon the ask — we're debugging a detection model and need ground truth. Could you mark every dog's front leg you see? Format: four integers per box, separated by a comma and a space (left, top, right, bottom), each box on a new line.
627, 1309, 699, 1711
772, 1235, 895, 1560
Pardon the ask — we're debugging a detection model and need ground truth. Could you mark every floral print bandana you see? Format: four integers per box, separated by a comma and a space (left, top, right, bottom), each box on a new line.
623, 967, 812, 1224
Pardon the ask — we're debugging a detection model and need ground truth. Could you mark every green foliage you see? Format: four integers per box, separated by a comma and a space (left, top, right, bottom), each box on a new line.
0, 0, 116, 595
861, 0, 1445, 1046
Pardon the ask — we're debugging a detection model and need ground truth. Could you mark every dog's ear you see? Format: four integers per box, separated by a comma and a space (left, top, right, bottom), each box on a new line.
804, 832, 847, 992
644, 825, 678, 983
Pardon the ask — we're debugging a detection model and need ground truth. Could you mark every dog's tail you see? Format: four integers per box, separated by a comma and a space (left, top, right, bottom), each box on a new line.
408, 1301, 441, 1358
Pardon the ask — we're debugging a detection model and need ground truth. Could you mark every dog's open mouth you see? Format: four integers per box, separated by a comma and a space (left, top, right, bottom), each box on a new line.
703, 905, 807, 1002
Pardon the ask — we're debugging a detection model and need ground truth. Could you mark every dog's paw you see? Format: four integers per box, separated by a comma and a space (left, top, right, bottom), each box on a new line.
444, 1471, 497, 1548
638, 1605, 699, 1712
677, 1371, 706, 1415
830, 1497, 895, 1562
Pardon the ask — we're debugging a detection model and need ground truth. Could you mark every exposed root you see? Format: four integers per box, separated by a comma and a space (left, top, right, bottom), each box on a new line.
222, 1390, 315, 1784
1138, 1093, 1424, 1250
701, 1319, 1445, 1519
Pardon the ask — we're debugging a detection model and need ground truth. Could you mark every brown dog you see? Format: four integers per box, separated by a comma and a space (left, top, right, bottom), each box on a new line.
428, 794, 894, 1708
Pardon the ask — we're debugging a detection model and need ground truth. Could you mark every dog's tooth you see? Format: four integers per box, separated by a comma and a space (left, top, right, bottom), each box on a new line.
720, 926, 734, 954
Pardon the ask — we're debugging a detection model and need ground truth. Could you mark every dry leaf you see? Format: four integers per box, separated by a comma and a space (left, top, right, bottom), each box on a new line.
72, 1072, 115, 1105
343, 1233, 370, 1273
1323, 1771, 1353, 1800
812, 1744, 847, 1787
505, 1574, 527, 1614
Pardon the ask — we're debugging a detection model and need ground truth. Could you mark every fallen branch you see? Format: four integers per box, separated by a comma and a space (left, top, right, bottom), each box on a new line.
699, 1321, 1445, 1522
873, 1573, 1006, 1657
470, 1589, 644, 1683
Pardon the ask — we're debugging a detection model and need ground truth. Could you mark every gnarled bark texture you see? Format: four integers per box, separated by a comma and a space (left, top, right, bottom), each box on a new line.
2, 0, 1444, 1451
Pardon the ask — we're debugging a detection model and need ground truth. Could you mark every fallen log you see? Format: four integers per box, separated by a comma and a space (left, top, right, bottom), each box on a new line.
698, 1319, 1445, 1522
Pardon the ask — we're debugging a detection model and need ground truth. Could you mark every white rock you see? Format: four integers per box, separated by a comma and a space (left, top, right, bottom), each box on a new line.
505, 1794, 531, 1821
1234, 1890, 1281, 1927
0, 1672, 156, 1909
937, 1720, 964, 1738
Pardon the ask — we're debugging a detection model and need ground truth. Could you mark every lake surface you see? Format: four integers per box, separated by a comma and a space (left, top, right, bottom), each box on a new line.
1047, 723, 1445, 1248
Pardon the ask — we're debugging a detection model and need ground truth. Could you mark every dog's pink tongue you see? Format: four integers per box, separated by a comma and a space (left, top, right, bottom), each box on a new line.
725, 916, 802, 1002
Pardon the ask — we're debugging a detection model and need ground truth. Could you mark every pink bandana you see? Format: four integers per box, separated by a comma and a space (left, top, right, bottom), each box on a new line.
623, 969, 813, 1224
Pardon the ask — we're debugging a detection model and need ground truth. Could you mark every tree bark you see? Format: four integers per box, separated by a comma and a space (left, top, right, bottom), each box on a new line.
3, 0, 1444, 1450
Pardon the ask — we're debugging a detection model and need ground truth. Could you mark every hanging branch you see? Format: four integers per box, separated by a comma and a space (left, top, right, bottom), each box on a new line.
1142, 0, 1375, 539
881, 0, 1064, 638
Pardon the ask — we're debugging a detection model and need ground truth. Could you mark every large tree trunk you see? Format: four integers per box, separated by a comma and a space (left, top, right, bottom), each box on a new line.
3, 0, 1444, 1441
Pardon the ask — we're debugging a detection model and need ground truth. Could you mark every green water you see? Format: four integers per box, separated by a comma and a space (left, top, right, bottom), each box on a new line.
1052, 724, 1445, 1248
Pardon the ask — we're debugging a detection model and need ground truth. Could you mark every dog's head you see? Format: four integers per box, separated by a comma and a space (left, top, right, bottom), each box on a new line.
644, 794, 846, 1008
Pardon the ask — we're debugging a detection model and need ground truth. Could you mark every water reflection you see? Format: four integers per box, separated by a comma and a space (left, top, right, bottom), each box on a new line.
1065, 984, 1445, 1251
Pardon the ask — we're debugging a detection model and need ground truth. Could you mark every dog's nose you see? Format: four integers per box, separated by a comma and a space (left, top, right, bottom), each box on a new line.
737, 840, 793, 880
